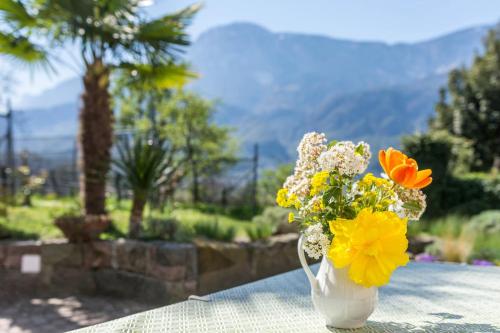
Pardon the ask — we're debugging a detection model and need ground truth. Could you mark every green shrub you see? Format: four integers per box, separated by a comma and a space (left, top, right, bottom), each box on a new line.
400, 132, 500, 217
141, 218, 179, 240
193, 221, 236, 242
258, 164, 293, 206
246, 223, 273, 242
422, 211, 500, 262
424, 215, 469, 238
465, 210, 500, 262
464, 210, 500, 235
173, 224, 195, 243
251, 206, 290, 234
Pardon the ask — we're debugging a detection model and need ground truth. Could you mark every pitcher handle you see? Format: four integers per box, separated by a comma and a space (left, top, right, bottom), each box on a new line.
298, 234, 319, 293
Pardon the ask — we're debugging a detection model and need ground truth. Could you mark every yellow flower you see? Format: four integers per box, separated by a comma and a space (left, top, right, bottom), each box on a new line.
288, 212, 295, 223
327, 209, 409, 287
360, 173, 390, 188
311, 199, 324, 212
310, 171, 329, 196
276, 188, 301, 209
276, 188, 290, 207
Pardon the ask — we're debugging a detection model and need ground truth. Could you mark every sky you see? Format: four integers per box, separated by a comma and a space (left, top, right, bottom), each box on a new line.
2, 0, 500, 107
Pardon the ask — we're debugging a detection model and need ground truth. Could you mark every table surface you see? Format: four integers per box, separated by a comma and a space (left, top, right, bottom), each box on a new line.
71, 262, 500, 333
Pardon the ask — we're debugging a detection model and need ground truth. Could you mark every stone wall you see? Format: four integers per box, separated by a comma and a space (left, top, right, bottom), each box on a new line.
0, 234, 304, 304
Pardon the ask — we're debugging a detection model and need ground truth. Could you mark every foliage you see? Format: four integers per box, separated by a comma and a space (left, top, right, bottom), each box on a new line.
141, 217, 179, 241
430, 26, 500, 171
160, 91, 237, 203
114, 135, 183, 237
193, 221, 236, 242
0, 0, 199, 216
402, 131, 473, 178
421, 212, 500, 263
258, 164, 293, 206
0, 196, 253, 241
0, 0, 199, 77
115, 84, 237, 204
114, 136, 182, 198
401, 132, 499, 217
246, 224, 273, 242
251, 206, 289, 234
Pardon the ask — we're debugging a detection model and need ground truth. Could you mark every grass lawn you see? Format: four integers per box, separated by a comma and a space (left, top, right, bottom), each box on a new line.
0, 196, 254, 241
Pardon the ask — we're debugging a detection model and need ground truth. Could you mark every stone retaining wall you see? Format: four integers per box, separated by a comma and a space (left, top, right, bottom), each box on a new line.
0, 234, 304, 304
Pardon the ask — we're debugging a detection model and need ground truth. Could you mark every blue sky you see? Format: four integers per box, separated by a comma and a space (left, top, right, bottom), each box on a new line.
3, 0, 500, 106
154, 0, 500, 43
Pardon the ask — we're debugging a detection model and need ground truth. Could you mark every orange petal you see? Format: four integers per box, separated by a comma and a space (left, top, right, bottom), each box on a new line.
386, 148, 406, 171
401, 165, 417, 186
379, 150, 389, 175
414, 169, 431, 182
390, 164, 413, 185
410, 176, 432, 189
406, 158, 418, 169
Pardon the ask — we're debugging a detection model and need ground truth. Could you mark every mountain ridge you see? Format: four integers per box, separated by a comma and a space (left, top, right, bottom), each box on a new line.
14, 22, 492, 166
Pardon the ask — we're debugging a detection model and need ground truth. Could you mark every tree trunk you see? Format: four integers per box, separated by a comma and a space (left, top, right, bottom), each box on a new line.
129, 193, 146, 239
191, 158, 200, 203
79, 59, 113, 216
493, 155, 500, 173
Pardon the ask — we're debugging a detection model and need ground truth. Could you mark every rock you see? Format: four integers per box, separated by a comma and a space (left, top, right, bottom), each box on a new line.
196, 239, 252, 295
251, 233, 301, 279
115, 240, 152, 274
84, 241, 113, 268
3, 241, 41, 269
147, 242, 197, 282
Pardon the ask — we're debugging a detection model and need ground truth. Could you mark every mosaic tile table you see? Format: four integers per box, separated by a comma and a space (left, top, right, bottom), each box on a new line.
71, 262, 500, 332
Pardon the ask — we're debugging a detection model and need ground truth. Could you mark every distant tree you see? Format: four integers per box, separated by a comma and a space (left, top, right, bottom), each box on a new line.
115, 84, 236, 204
432, 27, 500, 171
161, 91, 237, 203
259, 164, 293, 206
0, 0, 199, 216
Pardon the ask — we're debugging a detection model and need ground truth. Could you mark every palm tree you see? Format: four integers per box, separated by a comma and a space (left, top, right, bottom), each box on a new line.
113, 135, 183, 238
0, 0, 198, 216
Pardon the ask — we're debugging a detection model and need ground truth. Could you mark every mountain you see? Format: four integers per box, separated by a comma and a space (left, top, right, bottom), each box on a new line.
187, 23, 486, 114
14, 22, 491, 166
20, 79, 81, 109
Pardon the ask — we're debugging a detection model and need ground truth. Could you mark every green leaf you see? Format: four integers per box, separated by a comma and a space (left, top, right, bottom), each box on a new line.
117, 62, 197, 90
0, 0, 37, 27
0, 32, 49, 64
327, 140, 338, 148
402, 200, 421, 211
355, 144, 365, 156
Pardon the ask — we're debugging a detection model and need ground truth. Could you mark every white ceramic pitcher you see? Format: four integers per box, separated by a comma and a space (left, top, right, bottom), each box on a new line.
298, 235, 378, 329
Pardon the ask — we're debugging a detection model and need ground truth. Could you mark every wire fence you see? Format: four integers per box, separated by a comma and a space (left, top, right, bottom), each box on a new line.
0, 106, 260, 210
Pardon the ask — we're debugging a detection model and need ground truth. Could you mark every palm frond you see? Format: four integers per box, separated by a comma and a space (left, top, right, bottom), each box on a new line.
0, 0, 37, 27
113, 135, 174, 194
136, 3, 201, 45
118, 61, 197, 90
0, 31, 49, 64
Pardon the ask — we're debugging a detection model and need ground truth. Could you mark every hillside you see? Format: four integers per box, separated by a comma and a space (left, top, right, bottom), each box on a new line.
15, 23, 490, 165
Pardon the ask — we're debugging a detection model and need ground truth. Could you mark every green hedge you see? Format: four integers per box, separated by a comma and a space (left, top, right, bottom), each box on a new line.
402, 132, 499, 217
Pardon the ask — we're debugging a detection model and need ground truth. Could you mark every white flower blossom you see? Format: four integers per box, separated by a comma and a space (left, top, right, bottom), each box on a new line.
318, 141, 371, 176
284, 132, 327, 200
392, 187, 427, 221
303, 223, 330, 259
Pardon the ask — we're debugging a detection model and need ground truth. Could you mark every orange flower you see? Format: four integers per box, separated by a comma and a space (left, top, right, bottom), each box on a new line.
379, 147, 432, 189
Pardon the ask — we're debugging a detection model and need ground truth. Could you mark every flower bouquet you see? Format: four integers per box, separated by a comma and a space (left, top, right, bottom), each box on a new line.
276, 132, 432, 329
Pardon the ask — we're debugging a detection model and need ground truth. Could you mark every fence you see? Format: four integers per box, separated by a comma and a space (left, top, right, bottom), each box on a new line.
0, 103, 261, 210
